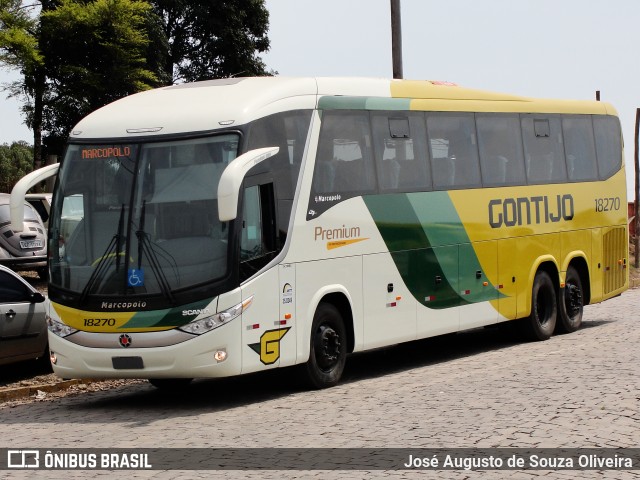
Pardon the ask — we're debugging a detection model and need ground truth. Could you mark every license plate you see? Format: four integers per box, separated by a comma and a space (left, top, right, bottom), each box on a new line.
20, 240, 43, 249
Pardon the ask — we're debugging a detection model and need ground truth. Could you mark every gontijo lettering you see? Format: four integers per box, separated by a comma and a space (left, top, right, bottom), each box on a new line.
82, 146, 131, 159
488, 194, 574, 228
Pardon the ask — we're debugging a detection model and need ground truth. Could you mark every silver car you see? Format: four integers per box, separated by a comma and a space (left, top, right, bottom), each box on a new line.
0, 193, 48, 278
0, 264, 48, 366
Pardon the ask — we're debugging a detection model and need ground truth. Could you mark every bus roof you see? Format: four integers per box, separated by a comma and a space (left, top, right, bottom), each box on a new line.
70, 77, 615, 140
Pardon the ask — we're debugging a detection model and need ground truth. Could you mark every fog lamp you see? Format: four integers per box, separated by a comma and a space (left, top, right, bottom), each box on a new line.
214, 350, 227, 362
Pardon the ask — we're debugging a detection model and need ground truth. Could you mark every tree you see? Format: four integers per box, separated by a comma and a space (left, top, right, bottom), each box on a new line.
0, 0, 46, 168
40, 0, 164, 152
1, 0, 272, 162
0, 141, 33, 192
1, 0, 164, 159
152, 0, 271, 82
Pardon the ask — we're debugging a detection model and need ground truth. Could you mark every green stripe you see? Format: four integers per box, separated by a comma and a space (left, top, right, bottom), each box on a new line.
364, 192, 502, 309
318, 96, 411, 111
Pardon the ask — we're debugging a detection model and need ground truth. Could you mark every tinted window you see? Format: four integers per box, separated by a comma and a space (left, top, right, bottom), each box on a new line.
0, 203, 42, 223
0, 271, 29, 302
246, 110, 312, 245
562, 116, 598, 182
246, 110, 312, 200
372, 113, 430, 191
476, 114, 525, 186
522, 116, 567, 184
593, 116, 622, 180
313, 113, 375, 194
427, 113, 481, 189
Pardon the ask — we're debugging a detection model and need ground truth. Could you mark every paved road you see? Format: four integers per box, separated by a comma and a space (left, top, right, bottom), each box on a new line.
1, 290, 639, 480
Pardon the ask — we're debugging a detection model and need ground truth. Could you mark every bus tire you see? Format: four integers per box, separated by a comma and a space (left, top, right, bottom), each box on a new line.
520, 270, 557, 341
556, 265, 583, 333
148, 378, 193, 390
304, 302, 347, 389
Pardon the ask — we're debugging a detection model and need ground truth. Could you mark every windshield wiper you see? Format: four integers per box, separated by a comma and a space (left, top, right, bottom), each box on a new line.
79, 204, 125, 303
136, 201, 178, 303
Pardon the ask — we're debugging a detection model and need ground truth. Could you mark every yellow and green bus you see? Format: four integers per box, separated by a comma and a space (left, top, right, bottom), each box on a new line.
16, 77, 627, 389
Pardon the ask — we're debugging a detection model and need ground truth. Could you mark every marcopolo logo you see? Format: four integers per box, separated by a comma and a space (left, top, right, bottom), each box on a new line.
488, 194, 574, 229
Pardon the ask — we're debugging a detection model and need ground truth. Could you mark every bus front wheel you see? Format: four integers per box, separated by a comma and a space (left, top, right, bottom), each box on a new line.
556, 266, 583, 333
520, 270, 557, 341
304, 303, 347, 389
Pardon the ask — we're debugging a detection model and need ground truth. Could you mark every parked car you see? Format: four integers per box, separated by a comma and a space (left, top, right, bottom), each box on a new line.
0, 193, 48, 279
0, 264, 48, 366
25, 192, 53, 229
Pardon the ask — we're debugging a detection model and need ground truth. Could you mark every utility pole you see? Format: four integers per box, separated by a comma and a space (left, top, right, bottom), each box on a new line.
391, 0, 403, 79
634, 108, 640, 268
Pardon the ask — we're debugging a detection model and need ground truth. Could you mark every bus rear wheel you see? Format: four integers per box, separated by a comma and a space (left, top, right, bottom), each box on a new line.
304, 303, 347, 389
520, 270, 557, 341
556, 265, 583, 333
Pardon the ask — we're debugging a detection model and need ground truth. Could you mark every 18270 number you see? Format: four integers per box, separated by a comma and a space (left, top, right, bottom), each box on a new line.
84, 318, 116, 327
595, 197, 621, 212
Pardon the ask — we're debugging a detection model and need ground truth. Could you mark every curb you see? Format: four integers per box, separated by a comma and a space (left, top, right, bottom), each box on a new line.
0, 379, 96, 402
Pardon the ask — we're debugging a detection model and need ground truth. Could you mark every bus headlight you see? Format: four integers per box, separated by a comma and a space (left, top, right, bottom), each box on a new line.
179, 296, 253, 335
47, 315, 78, 338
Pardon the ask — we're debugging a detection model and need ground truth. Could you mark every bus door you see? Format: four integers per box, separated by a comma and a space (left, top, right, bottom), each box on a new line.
239, 180, 293, 373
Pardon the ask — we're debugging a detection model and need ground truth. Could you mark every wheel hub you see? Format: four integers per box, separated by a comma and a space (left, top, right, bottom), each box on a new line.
565, 283, 582, 317
317, 326, 341, 367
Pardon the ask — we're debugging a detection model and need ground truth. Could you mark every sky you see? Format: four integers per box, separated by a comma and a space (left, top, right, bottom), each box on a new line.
2, 0, 639, 197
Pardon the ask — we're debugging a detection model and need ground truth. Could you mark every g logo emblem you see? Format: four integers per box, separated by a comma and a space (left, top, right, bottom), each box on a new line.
249, 328, 290, 365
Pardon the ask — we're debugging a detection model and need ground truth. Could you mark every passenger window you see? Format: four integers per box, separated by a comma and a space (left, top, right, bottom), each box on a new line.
313, 113, 375, 194
372, 113, 430, 191
427, 113, 481, 189
562, 116, 598, 182
0, 271, 29, 302
593, 116, 622, 180
522, 116, 567, 184
476, 114, 526, 186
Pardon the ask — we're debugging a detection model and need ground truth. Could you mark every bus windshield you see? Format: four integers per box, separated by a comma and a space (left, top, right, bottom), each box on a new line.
49, 134, 239, 301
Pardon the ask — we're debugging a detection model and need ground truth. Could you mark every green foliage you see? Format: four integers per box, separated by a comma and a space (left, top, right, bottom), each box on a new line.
1, 0, 273, 156
0, 141, 34, 193
41, 0, 162, 147
0, 0, 42, 69
153, 0, 272, 82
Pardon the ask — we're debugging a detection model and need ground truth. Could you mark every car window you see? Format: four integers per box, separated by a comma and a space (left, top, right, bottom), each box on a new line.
0, 271, 30, 302
28, 200, 49, 224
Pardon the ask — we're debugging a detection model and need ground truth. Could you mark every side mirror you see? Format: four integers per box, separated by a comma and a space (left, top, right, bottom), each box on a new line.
30, 292, 46, 304
217, 147, 279, 221
10, 163, 59, 232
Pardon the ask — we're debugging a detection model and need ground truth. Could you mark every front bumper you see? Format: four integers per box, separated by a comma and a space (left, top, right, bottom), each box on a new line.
48, 320, 243, 380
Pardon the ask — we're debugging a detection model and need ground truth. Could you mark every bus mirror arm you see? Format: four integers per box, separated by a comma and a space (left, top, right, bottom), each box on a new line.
10, 163, 60, 232
217, 147, 279, 221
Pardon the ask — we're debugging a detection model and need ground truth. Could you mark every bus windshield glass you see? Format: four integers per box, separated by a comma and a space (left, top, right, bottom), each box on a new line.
49, 134, 239, 300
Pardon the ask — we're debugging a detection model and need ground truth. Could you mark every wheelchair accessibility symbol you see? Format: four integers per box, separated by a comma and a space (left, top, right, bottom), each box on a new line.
128, 268, 144, 287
